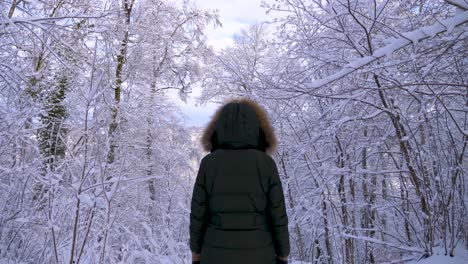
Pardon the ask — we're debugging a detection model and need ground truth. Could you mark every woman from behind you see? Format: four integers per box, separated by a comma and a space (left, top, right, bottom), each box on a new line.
189, 98, 290, 264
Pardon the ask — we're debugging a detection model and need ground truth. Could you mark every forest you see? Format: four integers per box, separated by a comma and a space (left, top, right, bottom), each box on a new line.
0, 0, 467, 263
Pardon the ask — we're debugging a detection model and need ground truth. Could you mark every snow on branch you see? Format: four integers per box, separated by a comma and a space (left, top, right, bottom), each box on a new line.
308, 11, 468, 89
445, 0, 468, 10
341, 233, 425, 254
0, 13, 110, 27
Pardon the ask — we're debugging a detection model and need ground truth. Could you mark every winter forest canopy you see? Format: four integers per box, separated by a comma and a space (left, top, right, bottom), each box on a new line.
0, 0, 467, 263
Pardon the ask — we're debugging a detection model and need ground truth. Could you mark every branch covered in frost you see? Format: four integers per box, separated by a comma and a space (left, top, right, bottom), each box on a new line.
341, 234, 425, 254
307, 11, 468, 89
445, 0, 468, 10
0, 13, 110, 27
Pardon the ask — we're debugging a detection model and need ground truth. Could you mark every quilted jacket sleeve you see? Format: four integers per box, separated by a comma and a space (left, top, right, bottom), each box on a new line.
189, 157, 209, 253
266, 157, 290, 257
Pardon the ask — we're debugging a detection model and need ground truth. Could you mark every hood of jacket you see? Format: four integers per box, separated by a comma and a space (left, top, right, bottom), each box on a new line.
200, 98, 277, 154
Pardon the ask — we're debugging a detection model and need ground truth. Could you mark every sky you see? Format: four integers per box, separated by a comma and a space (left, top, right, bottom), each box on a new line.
195, 0, 272, 50
170, 0, 274, 127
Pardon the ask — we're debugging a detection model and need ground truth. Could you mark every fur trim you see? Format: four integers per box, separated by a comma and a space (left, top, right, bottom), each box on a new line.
200, 98, 277, 155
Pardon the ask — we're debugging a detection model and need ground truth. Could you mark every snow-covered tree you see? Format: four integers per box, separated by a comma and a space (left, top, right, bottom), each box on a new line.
201, 0, 468, 262
0, 0, 218, 263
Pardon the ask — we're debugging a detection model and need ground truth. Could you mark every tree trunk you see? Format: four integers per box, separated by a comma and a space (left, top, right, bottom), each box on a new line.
108, 0, 134, 164
336, 137, 354, 264
374, 75, 432, 253
279, 153, 305, 261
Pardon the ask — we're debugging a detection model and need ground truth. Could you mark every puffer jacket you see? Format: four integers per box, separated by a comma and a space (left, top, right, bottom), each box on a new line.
189, 98, 290, 264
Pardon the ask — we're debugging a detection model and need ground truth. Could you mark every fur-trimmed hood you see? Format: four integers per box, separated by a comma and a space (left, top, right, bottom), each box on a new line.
200, 98, 277, 155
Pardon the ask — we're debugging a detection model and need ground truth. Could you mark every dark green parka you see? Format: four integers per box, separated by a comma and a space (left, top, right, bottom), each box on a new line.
189, 99, 290, 264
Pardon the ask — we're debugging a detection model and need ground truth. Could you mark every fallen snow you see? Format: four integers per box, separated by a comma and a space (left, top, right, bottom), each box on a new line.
410, 254, 468, 264
409, 245, 468, 264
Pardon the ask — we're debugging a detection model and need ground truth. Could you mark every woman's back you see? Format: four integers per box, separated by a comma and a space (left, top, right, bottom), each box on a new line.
189, 99, 290, 264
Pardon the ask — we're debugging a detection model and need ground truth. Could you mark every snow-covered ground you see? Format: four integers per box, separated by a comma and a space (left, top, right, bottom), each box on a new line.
2, 246, 468, 264
408, 245, 468, 264
286, 247, 468, 264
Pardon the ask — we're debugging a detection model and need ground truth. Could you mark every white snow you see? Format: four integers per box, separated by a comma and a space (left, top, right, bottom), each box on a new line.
409, 245, 468, 264
445, 0, 468, 11
307, 11, 468, 89
400, 136, 410, 142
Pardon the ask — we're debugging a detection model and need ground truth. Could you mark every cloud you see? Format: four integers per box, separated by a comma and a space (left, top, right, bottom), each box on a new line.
198, 0, 268, 22
197, 0, 270, 50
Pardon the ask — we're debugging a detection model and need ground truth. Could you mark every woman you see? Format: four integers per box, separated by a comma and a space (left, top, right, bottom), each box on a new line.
189, 98, 290, 264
